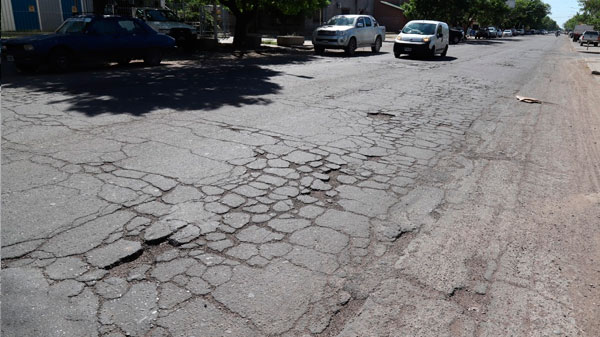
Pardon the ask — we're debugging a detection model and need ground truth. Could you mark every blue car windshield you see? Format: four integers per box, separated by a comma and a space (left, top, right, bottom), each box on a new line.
325, 16, 355, 26
56, 19, 90, 34
402, 23, 436, 35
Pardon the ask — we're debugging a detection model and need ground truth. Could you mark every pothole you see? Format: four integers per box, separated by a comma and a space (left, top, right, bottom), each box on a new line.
366, 112, 395, 120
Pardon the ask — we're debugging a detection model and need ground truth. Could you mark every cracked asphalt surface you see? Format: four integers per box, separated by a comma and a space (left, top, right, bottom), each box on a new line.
2, 36, 600, 336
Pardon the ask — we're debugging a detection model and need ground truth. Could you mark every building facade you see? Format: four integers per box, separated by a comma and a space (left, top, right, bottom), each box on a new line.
304, 0, 407, 33
1, 0, 94, 31
0, 0, 165, 32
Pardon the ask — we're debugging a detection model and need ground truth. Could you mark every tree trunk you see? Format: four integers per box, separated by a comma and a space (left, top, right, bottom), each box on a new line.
93, 0, 107, 15
233, 12, 251, 48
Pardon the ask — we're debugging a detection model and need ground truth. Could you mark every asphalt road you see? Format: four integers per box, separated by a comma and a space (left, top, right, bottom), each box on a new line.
2, 35, 600, 337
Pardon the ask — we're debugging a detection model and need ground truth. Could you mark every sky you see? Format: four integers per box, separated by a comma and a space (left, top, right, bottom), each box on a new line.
544, 0, 581, 27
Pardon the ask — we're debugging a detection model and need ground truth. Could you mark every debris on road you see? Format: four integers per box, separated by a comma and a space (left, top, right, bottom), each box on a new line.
516, 95, 542, 104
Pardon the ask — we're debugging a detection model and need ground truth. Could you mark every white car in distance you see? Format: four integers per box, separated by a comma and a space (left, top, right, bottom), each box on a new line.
503, 29, 512, 37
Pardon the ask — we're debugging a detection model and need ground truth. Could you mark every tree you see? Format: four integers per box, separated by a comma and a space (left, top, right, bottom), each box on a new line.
507, 0, 551, 29
218, 0, 329, 48
564, 13, 588, 30
578, 0, 600, 29
401, 0, 510, 30
540, 16, 559, 30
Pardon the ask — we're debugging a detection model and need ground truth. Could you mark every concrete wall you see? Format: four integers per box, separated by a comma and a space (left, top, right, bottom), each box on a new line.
38, 0, 65, 31
1, 0, 16, 31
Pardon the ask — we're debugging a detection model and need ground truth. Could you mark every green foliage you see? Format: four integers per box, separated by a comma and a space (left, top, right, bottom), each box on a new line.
578, 0, 600, 29
540, 16, 559, 30
218, 0, 328, 15
564, 13, 586, 30
402, 0, 551, 29
506, 0, 551, 29
166, 0, 213, 22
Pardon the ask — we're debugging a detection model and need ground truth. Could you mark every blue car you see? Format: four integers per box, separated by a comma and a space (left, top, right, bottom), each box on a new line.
2, 15, 175, 72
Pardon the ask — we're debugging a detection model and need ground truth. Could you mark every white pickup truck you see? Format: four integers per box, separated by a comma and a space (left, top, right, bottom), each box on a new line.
313, 15, 385, 56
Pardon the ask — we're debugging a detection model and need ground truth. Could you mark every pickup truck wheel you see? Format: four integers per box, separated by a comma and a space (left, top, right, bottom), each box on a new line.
394, 51, 400, 58
345, 38, 357, 56
371, 36, 382, 53
452, 36, 460, 44
48, 48, 72, 72
144, 48, 162, 66
314, 46, 325, 55
441, 45, 448, 57
118, 57, 131, 66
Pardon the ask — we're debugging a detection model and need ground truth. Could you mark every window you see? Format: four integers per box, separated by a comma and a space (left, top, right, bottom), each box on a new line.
89, 20, 120, 35
357, 17, 365, 27
325, 16, 355, 26
401, 23, 436, 35
118, 19, 145, 34
437, 25, 443, 36
135, 9, 145, 19
364, 17, 372, 27
55, 18, 89, 34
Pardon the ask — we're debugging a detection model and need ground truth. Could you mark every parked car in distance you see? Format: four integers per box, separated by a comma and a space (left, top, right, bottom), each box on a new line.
312, 15, 385, 56
579, 30, 599, 46
475, 28, 490, 39
1, 15, 175, 72
394, 20, 449, 58
517, 29, 525, 35
449, 27, 464, 44
502, 29, 512, 37
487, 27, 498, 38
133, 7, 198, 51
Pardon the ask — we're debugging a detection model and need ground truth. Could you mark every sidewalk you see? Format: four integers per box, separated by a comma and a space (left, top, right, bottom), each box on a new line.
572, 41, 600, 75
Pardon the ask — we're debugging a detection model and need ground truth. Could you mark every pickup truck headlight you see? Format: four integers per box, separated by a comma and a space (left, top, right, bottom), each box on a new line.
336, 30, 346, 36
396, 34, 403, 41
23, 44, 35, 51
422, 37, 430, 42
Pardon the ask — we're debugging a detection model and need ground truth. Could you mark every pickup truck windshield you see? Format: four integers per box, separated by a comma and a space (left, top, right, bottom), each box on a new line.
145, 9, 179, 22
402, 23, 436, 35
325, 16, 355, 26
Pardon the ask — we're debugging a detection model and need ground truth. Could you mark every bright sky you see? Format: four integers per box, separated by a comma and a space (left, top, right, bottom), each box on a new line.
544, 0, 581, 27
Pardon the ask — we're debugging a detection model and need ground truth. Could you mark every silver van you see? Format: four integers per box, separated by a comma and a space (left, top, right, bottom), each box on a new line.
394, 20, 449, 58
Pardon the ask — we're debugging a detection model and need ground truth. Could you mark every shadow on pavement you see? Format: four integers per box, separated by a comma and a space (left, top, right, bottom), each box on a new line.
396, 55, 458, 62
578, 50, 600, 55
317, 50, 389, 58
465, 39, 505, 45
2, 50, 316, 116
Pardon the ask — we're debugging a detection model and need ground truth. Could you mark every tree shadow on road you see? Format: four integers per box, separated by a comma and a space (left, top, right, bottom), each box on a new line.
2, 50, 316, 117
